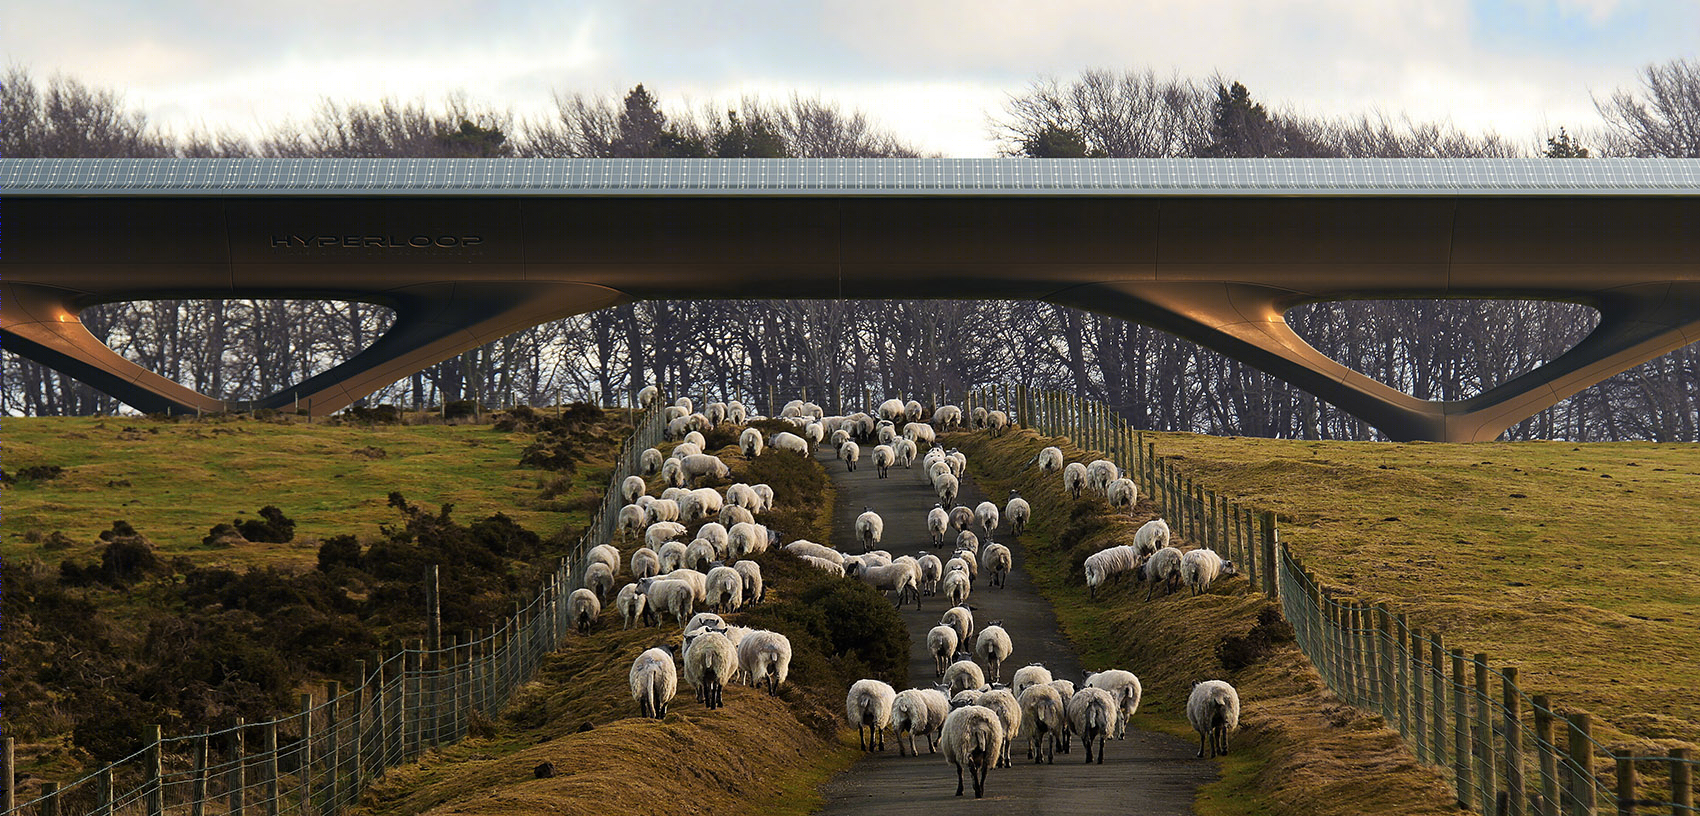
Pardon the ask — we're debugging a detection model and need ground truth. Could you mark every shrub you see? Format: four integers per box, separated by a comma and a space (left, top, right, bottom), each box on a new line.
444, 400, 480, 420
202, 522, 247, 547
1216, 603, 1296, 671
235, 505, 296, 543
1, 464, 65, 484
317, 534, 362, 572
344, 404, 401, 424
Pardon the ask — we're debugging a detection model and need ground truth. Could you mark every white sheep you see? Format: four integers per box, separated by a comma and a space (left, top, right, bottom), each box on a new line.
637, 385, 659, 407
941, 605, 974, 646
1011, 662, 1055, 699
724, 482, 761, 511
854, 509, 884, 552
679, 454, 730, 487
1062, 462, 1088, 499
1067, 686, 1117, 764
1188, 680, 1241, 758
976, 688, 1023, 768
719, 503, 756, 528
917, 553, 944, 596
804, 421, 826, 448
933, 404, 962, 430
974, 623, 1013, 683
892, 687, 950, 756
1106, 478, 1138, 512
674, 397, 693, 413
927, 459, 952, 485
904, 399, 925, 422
1083, 545, 1141, 600
847, 679, 897, 752
768, 431, 810, 457
877, 398, 907, 422
664, 568, 709, 603
941, 569, 972, 606
783, 539, 842, 564
1140, 546, 1185, 600
740, 427, 764, 457
943, 659, 986, 697
665, 405, 687, 423
704, 402, 727, 426
830, 428, 852, 449
947, 451, 967, 478
853, 559, 921, 610
904, 422, 936, 445
927, 624, 960, 677
727, 522, 768, 559
1132, 518, 1171, 558
683, 430, 707, 448
971, 406, 989, 429
645, 520, 687, 550
628, 547, 661, 581
801, 555, 846, 576
733, 559, 764, 605
640, 577, 695, 628
657, 540, 688, 573
934, 472, 959, 507
1004, 491, 1031, 536
629, 646, 677, 719
616, 582, 649, 629
941, 704, 1004, 798
660, 456, 686, 487
684, 612, 727, 635
583, 562, 616, 602
1035, 446, 1064, 474
1018, 682, 1065, 764
619, 503, 648, 538
893, 437, 918, 468
640, 447, 664, 476
665, 415, 692, 440
973, 501, 1000, 538
727, 401, 748, 424
696, 521, 730, 552
927, 505, 951, 549
586, 543, 621, 574
872, 444, 896, 478
568, 587, 601, 634
622, 475, 648, 506
1181, 548, 1237, 595
1083, 669, 1143, 740
735, 629, 791, 694
661, 486, 689, 503
682, 629, 737, 709
645, 499, 681, 526
950, 548, 979, 582
752, 484, 774, 512
986, 410, 1010, 436
705, 565, 744, 612
780, 399, 806, 418
982, 542, 1012, 589
680, 487, 724, 523
1086, 459, 1120, 494
673, 443, 704, 460
838, 440, 861, 471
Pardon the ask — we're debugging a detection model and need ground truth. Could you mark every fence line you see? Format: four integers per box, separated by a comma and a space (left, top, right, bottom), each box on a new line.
5, 399, 666, 816
971, 383, 1696, 815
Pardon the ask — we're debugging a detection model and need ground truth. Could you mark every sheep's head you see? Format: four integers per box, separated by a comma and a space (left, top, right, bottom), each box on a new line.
1221, 559, 1239, 576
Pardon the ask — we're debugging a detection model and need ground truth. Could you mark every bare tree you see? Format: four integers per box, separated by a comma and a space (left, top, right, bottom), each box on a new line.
1596, 57, 1700, 157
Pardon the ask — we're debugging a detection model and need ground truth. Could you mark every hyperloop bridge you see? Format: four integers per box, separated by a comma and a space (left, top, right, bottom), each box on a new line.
3, 158, 1697, 441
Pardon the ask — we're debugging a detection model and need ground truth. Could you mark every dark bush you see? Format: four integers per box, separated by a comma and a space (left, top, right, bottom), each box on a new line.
444, 400, 480, 420
202, 522, 247, 547
1, 464, 65, 484
97, 531, 163, 585
235, 505, 296, 543
317, 535, 362, 572
468, 512, 543, 560
98, 520, 139, 541
41, 531, 77, 550
344, 404, 401, 424
519, 435, 583, 472
1216, 603, 1296, 671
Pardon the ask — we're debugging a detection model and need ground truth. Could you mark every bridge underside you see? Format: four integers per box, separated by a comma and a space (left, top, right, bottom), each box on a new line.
5, 195, 1697, 441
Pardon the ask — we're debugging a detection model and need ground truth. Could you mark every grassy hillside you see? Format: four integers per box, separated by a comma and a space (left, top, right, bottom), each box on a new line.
1142, 433, 1700, 752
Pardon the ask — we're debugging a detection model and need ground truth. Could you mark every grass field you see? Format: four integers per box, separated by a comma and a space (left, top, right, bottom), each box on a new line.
1142, 432, 1700, 752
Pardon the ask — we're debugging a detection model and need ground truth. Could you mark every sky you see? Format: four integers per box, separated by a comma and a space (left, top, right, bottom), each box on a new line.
3, 0, 1697, 157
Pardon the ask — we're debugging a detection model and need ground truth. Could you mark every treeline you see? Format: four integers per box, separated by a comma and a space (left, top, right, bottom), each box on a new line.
4, 62, 1697, 440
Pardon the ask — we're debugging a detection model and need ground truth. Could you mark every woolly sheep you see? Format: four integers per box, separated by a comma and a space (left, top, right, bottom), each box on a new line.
740, 427, 764, 457
877, 398, 907, 422
1188, 680, 1241, 758
784, 539, 842, 564
1083, 545, 1141, 600
838, 440, 861, 471
892, 687, 950, 756
637, 385, 659, 407
674, 397, 693, 413
724, 482, 761, 510
587, 543, 621, 575
696, 521, 730, 552
854, 509, 884, 552
1036, 446, 1064, 474
660, 456, 686, 488
752, 484, 774, 512
801, 555, 846, 576
973, 501, 1000, 539
684, 612, 726, 635
941, 605, 974, 646
727, 401, 748, 424
1049, 679, 1077, 754
680, 488, 724, 523
927, 624, 960, 677
727, 522, 769, 559
583, 562, 616, 602
705, 565, 744, 612
1140, 546, 1185, 600
847, 679, 897, 752
737, 630, 791, 694
1132, 518, 1171, 558
622, 475, 648, 506
657, 540, 688, 573
780, 399, 806, 418
904, 399, 925, 422
975, 623, 1013, 683
893, 437, 918, 468
640, 447, 664, 476
934, 473, 959, 507
664, 568, 709, 603
704, 402, 727, 426
1012, 664, 1054, 698
619, 503, 648, 537
646, 500, 681, 526
940, 704, 1004, 798
1181, 548, 1237, 595
1062, 462, 1089, 499
671, 442, 704, 461
683, 430, 707, 449
947, 451, 967, 478
661, 485, 689, 502
679, 454, 730, 487
941, 569, 972, 606
933, 404, 962, 430
971, 406, 989, 429
733, 559, 764, 605
982, 542, 1012, 589
904, 422, 936, 445
682, 629, 737, 709
768, 431, 810, 457
629, 646, 677, 719
645, 521, 687, 550
1083, 669, 1143, 740
617, 582, 649, 629
666, 415, 693, 440
976, 688, 1023, 768
1067, 686, 1116, 764
872, 444, 895, 478
1106, 478, 1137, 512
630, 547, 661, 581
927, 505, 951, 548
1018, 682, 1065, 764
853, 560, 921, 610
917, 553, 944, 596
949, 504, 975, 532
1086, 459, 1120, 494
804, 421, 826, 448
636, 494, 657, 510
830, 428, 852, 448
1005, 491, 1030, 536
986, 410, 1010, 436
943, 659, 986, 697
719, 504, 756, 528
951, 548, 979, 582
568, 587, 601, 634
664, 405, 687, 423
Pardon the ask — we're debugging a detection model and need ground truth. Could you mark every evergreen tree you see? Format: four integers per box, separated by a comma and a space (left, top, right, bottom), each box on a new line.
1544, 127, 1591, 158
613, 84, 667, 157
1203, 81, 1278, 157
1020, 125, 1099, 158
712, 111, 790, 158
435, 120, 508, 157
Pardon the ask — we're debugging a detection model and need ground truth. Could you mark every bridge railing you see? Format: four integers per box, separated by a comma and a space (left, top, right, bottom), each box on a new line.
967, 383, 1696, 815
3, 399, 664, 816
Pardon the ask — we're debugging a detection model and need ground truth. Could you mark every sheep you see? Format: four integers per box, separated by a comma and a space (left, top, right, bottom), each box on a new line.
1083, 545, 1141, 600
933, 404, 962, 430
657, 540, 688, 573
877, 398, 907, 422
1181, 548, 1237, 595
665, 405, 687, 423
1035, 446, 1064, 475
1012, 664, 1054, 698
645, 500, 681, 526
682, 430, 707, 449
891, 437, 917, 468
830, 428, 852, 448
637, 385, 660, 407
940, 704, 1004, 798
780, 399, 807, 418
927, 505, 951, 548
904, 399, 925, 422
664, 568, 709, 603
682, 629, 737, 710
640, 577, 695, 628
680, 487, 724, 523
706, 565, 744, 612
904, 422, 936, 446
661, 486, 689, 503
950, 547, 979, 582
934, 473, 959, 507
624, 548, 659, 582
568, 587, 601, 634
622, 475, 648, 506
1067, 686, 1117, 764
629, 646, 677, 719
971, 406, 989, 428
1086, 459, 1120, 494
1083, 669, 1143, 740
752, 484, 775, 512
1062, 462, 1089, 499
719, 503, 756, 528
801, 555, 846, 576
1018, 682, 1065, 764
638, 447, 664, 477
892, 688, 951, 756
1188, 680, 1241, 758
768, 431, 810, 457
853, 560, 921, 610
666, 415, 693, 440
696, 521, 730, 553
1132, 518, 1171, 559
1106, 478, 1138, 512
1048, 679, 1078, 753
947, 504, 974, 533
972, 501, 1000, 538
587, 543, 621, 575
982, 542, 1013, 589
941, 569, 972, 606
1004, 491, 1031, 537
976, 688, 1023, 768
927, 624, 960, 677
974, 623, 1013, 683
727, 522, 769, 559
854, 509, 884, 552
724, 482, 761, 511
728, 401, 748, 424
986, 410, 1010, 437
803, 421, 826, 449
739, 427, 764, 457
703, 402, 727, 426
943, 659, 986, 697
783, 539, 842, 564
941, 605, 974, 646
838, 440, 861, 471
927, 459, 952, 484
684, 612, 727, 635
1140, 546, 1185, 600
728, 629, 787, 694
917, 553, 944, 596
583, 562, 616, 602
645, 520, 687, 550
660, 456, 686, 487
878, 421, 899, 447
619, 503, 648, 538
733, 560, 764, 605
872, 444, 895, 478
678, 454, 730, 487
616, 583, 649, 629
847, 679, 897, 752
674, 397, 693, 413
947, 451, 968, 478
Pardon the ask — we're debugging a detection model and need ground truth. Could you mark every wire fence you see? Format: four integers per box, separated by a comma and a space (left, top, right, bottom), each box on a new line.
974, 383, 1696, 816
4, 400, 666, 816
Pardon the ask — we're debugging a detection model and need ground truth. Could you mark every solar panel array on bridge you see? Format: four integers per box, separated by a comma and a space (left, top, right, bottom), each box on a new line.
3, 157, 1696, 195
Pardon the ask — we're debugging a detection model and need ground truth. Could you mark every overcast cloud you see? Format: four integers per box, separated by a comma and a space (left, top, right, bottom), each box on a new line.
3, 0, 1696, 156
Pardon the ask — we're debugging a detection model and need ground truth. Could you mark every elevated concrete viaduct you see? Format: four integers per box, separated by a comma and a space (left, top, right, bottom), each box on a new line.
3, 158, 1696, 441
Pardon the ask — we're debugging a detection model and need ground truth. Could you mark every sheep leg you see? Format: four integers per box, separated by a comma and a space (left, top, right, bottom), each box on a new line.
954, 763, 965, 796
973, 756, 987, 798
1046, 732, 1055, 764
1084, 731, 1094, 764
1096, 734, 1105, 764
1197, 730, 1207, 758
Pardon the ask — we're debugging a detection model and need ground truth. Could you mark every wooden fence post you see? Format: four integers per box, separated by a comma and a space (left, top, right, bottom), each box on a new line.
1393, 612, 1410, 734
38, 783, 56, 816
3, 737, 13, 815
228, 717, 246, 816
425, 565, 441, 747
1259, 512, 1278, 598
1412, 626, 1428, 763
1372, 605, 1391, 717
1568, 713, 1596, 816
296, 695, 312, 816
1432, 636, 1448, 775
1453, 649, 1473, 810
405, 644, 421, 759
263, 722, 279, 816
145, 725, 163, 816
96, 769, 114, 816
1503, 667, 1525, 816
1669, 747, 1691, 816
325, 682, 341, 813
1475, 655, 1497, 815
191, 735, 208, 816
1534, 696, 1559, 816
1615, 754, 1635, 816
352, 660, 366, 788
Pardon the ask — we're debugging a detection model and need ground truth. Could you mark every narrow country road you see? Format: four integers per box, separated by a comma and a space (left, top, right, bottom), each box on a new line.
812, 440, 1213, 815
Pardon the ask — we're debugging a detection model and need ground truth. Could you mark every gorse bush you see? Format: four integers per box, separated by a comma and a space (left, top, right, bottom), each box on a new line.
235, 505, 296, 543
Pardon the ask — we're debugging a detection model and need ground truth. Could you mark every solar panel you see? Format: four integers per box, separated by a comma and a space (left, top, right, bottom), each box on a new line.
1, 157, 1694, 196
